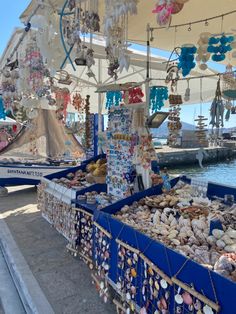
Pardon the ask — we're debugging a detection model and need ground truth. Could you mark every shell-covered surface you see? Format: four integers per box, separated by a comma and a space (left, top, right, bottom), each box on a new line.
114, 182, 236, 281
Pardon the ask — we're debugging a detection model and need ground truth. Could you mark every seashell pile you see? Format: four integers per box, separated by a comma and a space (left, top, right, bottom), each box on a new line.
114, 183, 236, 281
77, 191, 120, 208
51, 158, 107, 189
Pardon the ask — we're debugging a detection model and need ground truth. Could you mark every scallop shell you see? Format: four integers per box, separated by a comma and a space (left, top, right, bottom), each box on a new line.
207, 236, 216, 246
216, 239, 226, 249
226, 229, 236, 239
203, 305, 214, 314
212, 229, 224, 239
224, 244, 236, 253
221, 235, 234, 245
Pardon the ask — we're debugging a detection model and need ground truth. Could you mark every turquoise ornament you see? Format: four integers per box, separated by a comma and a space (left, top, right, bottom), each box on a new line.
105, 91, 122, 109
178, 45, 197, 77
150, 86, 168, 113
0, 96, 6, 120
208, 34, 235, 62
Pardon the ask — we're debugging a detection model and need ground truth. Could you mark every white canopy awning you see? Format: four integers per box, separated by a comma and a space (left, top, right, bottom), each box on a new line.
20, 0, 236, 66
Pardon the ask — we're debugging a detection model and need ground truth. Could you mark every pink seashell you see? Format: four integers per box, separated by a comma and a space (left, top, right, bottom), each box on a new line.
182, 292, 193, 305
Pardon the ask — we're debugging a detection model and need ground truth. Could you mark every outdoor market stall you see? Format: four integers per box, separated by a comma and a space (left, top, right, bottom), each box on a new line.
1, 1, 236, 313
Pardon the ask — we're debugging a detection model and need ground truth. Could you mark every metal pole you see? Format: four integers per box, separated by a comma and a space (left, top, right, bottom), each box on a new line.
145, 23, 151, 118
98, 58, 103, 153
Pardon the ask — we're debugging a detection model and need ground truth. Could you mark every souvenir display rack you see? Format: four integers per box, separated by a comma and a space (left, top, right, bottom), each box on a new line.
93, 177, 236, 314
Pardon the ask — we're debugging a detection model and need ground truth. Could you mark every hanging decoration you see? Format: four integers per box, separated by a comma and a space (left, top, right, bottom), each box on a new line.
152, 0, 188, 26
60, 0, 99, 72
196, 32, 211, 71
72, 92, 85, 113
178, 45, 197, 77
184, 79, 190, 102
150, 86, 168, 113
54, 87, 71, 121
123, 87, 144, 104
172, 277, 220, 314
93, 222, 111, 304
0, 96, 6, 120
105, 91, 123, 110
168, 94, 182, 146
222, 64, 236, 100
1, 66, 21, 112
195, 79, 208, 145
210, 79, 224, 129
24, 37, 51, 97
208, 34, 235, 62
104, 0, 138, 79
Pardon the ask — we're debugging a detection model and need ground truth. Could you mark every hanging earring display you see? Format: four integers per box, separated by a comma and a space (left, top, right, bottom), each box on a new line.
116, 239, 140, 311
139, 253, 172, 313
178, 44, 197, 77
93, 222, 112, 304
150, 86, 168, 113
105, 91, 123, 109
172, 277, 220, 314
208, 34, 235, 62
125, 87, 144, 104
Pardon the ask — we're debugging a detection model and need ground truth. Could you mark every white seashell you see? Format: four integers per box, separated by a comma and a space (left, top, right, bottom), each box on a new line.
171, 239, 181, 246
203, 305, 214, 314
224, 244, 236, 253
170, 217, 178, 227
226, 229, 236, 239
153, 211, 160, 225
175, 294, 183, 304
212, 229, 224, 239
126, 292, 131, 300
207, 236, 216, 246
221, 235, 235, 245
216, 239, 226, 249
161, 212, 169, 224
160, 279, 168, 289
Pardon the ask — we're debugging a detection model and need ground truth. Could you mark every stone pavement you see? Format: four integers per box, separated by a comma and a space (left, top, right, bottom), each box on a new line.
0, 186, 115, 314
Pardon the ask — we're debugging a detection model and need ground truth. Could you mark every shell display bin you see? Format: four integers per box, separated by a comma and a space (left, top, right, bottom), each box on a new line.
93, 177, 236, 314
40, 153, 106, 202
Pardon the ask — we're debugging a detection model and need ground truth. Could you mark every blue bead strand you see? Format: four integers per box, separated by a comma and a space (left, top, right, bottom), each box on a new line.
149, 86, 168, 113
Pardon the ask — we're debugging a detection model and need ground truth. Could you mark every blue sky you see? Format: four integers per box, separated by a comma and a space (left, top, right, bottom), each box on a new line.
0, 1, 235, 128
0, 1, 30, 55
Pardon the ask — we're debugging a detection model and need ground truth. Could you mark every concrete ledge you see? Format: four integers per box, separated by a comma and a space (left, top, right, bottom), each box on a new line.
0, 215, 54, 314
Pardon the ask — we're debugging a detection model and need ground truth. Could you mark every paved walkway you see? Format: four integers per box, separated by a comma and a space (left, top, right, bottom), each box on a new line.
0, 186, 115, 314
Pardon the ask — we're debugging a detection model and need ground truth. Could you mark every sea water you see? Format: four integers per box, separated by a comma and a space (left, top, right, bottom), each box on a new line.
169, 159, 236, 187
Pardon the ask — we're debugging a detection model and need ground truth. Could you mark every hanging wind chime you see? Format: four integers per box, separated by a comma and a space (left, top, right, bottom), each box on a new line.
168, 91, 182, 146
195, 78, 208, 146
